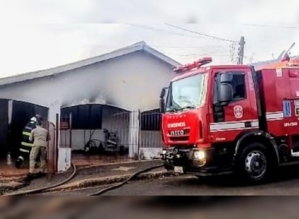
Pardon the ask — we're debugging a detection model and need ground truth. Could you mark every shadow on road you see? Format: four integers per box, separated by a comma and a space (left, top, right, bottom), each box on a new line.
133, 196, 241, 209
164, 164, 299, 188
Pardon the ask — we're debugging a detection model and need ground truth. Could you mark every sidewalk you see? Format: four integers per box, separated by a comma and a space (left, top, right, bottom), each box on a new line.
0, 154, 135, 178
0, 159, 28, 178
1, 159, 176, 195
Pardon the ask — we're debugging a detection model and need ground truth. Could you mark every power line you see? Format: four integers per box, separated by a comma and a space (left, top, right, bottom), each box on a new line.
154, 45, 230, 49
164, 23, 237, 43
230, 43, 236, 62
85, 44, 230, 49
234, 23, 299, 29
125, 23, 206, 39
178, 53, 232, 57
163, 48, 231, 55
125, 23, 236, 57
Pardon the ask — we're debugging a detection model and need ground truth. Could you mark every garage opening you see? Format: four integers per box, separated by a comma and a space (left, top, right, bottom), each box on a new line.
60, 104, 132, 167
0, 100, 48, 176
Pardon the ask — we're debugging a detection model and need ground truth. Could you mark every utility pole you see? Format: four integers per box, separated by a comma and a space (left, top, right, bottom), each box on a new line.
237, 36, 245, 64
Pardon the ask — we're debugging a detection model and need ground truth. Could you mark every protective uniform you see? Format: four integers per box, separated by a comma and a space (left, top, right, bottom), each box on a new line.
15, 115, 41, 169
29, 124, 50, 174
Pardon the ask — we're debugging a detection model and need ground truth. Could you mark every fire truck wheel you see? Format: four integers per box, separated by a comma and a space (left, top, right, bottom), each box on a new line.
236, 142, 270, 184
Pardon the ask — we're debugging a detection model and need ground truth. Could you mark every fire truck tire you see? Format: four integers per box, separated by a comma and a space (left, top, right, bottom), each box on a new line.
235, 142, 271, 184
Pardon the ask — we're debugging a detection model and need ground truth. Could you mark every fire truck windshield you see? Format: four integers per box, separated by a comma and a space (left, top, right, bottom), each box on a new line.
166, 73, 207, 112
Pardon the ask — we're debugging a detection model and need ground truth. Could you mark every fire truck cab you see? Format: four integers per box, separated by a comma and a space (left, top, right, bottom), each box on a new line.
160, 57, 299, 183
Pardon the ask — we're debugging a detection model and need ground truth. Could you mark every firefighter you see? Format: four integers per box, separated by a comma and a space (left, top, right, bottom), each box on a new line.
15, 114, 42, 169
28, 120, 50, 176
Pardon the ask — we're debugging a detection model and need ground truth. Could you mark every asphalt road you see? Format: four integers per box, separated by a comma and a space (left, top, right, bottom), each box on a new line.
41, 164, 299, 196
15, 166, 299, 218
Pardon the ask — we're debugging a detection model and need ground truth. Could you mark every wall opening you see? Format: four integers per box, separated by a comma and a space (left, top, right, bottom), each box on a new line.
60, 104, 133, 166
9, 100, 49, 158
0, 100, 49, 177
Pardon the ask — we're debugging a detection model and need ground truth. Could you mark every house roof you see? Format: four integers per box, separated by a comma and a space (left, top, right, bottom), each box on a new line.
0, 41, 182, 86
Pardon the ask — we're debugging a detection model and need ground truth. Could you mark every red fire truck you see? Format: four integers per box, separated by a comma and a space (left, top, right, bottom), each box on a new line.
160, 56, 299, 183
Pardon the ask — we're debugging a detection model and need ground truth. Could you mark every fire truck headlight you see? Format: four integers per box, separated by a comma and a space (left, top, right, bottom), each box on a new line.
194, 150, 206, 160
162, 149, 167, 155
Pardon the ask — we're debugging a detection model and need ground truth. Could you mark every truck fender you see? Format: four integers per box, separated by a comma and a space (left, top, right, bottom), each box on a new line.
233, 131, 280, 166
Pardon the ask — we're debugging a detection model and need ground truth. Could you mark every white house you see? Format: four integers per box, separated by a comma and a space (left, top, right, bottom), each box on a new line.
0, 41, 181, 170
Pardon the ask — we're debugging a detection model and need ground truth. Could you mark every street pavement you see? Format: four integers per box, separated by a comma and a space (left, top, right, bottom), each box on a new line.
1, 160, 165, 195
40, 164, 299, 196
6, 165, 299, 219
4, 195, 299, 219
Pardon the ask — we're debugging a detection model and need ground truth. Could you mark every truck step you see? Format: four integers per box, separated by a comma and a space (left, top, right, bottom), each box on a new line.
291, 150, 299, 157
279, 160, 299, 167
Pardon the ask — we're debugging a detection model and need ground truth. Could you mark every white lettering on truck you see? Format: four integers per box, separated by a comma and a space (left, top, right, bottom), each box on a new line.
168, 122, 186, 128
284, 122, 298, 127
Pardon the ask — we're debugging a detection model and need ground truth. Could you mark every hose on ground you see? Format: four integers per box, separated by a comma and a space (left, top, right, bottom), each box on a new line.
3, 163, 77, 196
67, 164, 164, 219
87, 164, 164, 196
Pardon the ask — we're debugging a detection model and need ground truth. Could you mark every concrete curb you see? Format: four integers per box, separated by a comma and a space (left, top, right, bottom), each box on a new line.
0, 176, 23, 182
46, 170, 177, 193
0, 172, 28, 178
76, 159, 162, 171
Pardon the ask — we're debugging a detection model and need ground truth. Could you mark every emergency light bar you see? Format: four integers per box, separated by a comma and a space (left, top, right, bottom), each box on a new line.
174, 57, 212, 73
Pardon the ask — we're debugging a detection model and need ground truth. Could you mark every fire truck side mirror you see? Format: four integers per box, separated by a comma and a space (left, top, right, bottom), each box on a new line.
160, 87, 167, 113
160, 87, 167, 99
218, 83, 233, 105
159, 98, 165, 113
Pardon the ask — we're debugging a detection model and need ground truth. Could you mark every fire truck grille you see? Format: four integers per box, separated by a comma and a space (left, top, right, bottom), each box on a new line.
169, 136, 189, 141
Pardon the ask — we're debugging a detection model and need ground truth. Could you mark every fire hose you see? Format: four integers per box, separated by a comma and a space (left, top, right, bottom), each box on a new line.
3, 163, 77, 196
65, 164, 165, 219
87, 164, 164, 196
2, 161, 164, 197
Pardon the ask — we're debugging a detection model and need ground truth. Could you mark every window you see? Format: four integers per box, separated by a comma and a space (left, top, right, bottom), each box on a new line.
61, 104, 102, 130
213, 71, 246, 103
231, 73, 246, 101
166, 73, 207, 111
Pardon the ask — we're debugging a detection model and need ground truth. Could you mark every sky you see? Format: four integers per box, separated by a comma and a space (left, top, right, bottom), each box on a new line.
0, 0, 299, 78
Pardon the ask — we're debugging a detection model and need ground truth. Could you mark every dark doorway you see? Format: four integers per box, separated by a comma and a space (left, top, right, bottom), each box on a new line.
9, 101, 48, 158
0, 99, 9, 158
